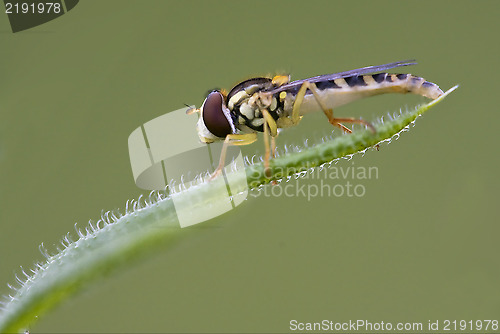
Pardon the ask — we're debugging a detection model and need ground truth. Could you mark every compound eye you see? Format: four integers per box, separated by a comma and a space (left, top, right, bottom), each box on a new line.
202, 91, 232, 138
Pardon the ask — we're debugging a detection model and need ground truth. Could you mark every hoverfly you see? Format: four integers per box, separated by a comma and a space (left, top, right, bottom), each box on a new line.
187, 60, 443, 179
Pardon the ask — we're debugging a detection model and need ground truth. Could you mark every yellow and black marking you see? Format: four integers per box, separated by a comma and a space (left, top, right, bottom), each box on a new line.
220, 73, 442, 135
227, 77, 284, 132
282, 72, 443, 100
190, 60, 446, 180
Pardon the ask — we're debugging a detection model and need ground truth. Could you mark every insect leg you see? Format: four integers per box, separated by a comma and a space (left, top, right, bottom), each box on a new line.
271, 136, 277, 159
263, 120, 271, 176
210, 133, 258, 180
291, 81, 376, 133
261, 108, 279, 177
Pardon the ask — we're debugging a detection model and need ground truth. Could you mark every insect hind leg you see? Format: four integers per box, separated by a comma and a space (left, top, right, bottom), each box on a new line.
291, 81, 376, 133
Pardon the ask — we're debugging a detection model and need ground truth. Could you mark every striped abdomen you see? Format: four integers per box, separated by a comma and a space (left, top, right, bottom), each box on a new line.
290, 73, 444, 115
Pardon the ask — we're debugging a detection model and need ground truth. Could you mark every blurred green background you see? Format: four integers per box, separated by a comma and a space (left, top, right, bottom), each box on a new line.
1, 1, 498, 332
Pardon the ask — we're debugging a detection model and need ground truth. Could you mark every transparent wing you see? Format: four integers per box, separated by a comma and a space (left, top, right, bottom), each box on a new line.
266, 60, 417, 94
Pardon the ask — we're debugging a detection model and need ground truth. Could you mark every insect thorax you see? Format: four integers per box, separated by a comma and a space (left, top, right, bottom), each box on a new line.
224, 77, 285, 133
230, 93, 285, 132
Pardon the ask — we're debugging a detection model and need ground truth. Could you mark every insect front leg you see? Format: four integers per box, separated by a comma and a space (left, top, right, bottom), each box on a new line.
291, 81, 376, 133
210, 133, 258, 180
